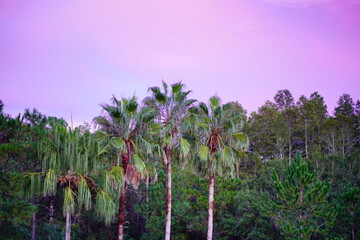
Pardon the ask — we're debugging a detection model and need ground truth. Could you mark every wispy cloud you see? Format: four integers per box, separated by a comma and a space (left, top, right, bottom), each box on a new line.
262, 0, 335, 8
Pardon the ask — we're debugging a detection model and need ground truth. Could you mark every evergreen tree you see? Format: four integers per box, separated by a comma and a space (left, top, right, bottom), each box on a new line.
264, 152, 336, 240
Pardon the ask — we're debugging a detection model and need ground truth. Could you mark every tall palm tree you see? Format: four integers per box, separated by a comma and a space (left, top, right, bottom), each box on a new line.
40, 124, 116, 240
93, 96, 156, 240
185, 97, 249, 240
143, 82, 195, 240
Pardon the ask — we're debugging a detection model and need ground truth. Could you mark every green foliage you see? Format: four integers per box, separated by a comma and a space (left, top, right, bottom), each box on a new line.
0, 172, 36, 239
95, 190, 116, 225
0, 90, 359, 240
219, 188, 279, 240
264, 152, 337, 239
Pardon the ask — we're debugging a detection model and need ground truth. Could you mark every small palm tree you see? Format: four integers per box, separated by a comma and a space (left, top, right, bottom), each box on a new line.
40, 124, 117, 240
143, 81, 195, 240
93, 96, 156, 240
185, 97, 249, 240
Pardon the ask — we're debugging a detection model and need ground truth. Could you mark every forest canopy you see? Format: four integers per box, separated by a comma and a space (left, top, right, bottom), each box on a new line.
1, 85, 359, 240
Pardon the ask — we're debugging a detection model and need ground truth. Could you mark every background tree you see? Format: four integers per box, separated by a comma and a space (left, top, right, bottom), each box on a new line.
264, 152, 337, 239
296, 92, 327, 159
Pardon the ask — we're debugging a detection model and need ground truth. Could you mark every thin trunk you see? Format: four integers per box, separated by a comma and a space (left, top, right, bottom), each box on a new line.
165, 147, 172, 240
50, 197, 54, 223
146, 175, 149, 204
288, 138, 292, 164
207, 174, 215, 240
117, 140, 131, 240
304, 121, 308, 159
65, 205, 71, 240
31, 210, 36, 240
351, 223, 355, 240
118, 184, 126, 240
342, 130, 345, 157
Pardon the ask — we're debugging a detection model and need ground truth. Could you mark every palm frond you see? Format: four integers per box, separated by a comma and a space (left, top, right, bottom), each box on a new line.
209, 96, 220, 110
234, 132, 249, 150
133, 154, 146, 175
197, 145, 210, 162
180, 138, 191, 159
110, 137, 125, 151
78, 176, 92, 211
171, 82, 183, 94
63, 187, 76, 216
95, 189, 116, 225
43, 169, 57, 196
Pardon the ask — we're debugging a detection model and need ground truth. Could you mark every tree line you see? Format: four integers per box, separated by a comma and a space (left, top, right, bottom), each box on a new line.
0, 83, 359, 240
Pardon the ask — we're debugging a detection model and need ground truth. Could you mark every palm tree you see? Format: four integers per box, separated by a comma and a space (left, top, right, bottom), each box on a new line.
143, 82, 195, 240
93, 96, 156, 240
40, 124, 116, 240
185, 97, 249, 240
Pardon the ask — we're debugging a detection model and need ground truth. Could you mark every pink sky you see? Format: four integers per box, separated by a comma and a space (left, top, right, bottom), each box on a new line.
1, 0, 360, 126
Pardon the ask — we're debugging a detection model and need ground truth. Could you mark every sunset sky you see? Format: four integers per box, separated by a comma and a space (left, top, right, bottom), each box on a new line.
1, 0, 359, 126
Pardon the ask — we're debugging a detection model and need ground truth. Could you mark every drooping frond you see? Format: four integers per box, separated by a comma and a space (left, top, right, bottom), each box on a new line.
95, 189, 116, 225
137, 136, 153, 155
43, 169, 57, 196
104, 166, 124, 193
197, 145, 210, 162
233, 132, 249, 150
78, 176, 92, 211
23, 172, 42, 201
133, 154, 146, 175
63, 187, 76, 216
109, 166, 124, 187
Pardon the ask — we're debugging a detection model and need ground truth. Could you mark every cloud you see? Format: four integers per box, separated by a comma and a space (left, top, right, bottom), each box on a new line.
262, 0, 335, 7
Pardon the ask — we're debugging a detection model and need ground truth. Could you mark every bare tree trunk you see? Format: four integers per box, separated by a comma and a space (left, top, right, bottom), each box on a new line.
118, 185, 126, 240
207, 174, 215, 240
50, 197, 54, 223
351, 223, 355, 240
31, 210, 36, 240
146, 175, 149, 204
304, 121, 309, 159
165, 148, 172, 240
288, 138, 292, 164
65, 205, 71, 240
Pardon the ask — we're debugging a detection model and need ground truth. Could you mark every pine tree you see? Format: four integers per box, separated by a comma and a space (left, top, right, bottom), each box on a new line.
264, 152, 337, 240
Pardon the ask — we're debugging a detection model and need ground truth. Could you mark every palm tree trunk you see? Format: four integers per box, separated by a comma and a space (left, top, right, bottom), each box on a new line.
207, 174, 215, 240
31, 210, 36, 240
65, 205, 71, 240
118, 142, 130, 240
165, 147, 172, 240
118, 185, 126, 240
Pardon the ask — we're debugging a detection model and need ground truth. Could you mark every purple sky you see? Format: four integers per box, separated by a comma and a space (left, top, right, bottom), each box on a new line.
1, 0, 360, 126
